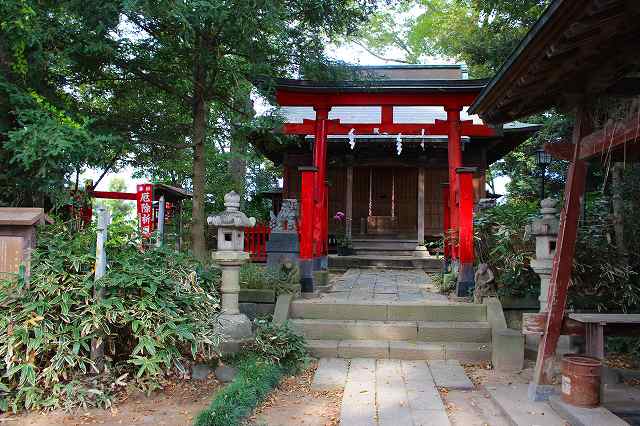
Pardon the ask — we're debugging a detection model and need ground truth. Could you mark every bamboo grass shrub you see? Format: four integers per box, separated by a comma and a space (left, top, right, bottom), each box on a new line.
474, 200, 540, 298
0, 219, 222, 412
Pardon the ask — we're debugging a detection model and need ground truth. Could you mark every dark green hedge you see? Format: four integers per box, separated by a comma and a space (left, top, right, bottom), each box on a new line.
193, 353, 284, 426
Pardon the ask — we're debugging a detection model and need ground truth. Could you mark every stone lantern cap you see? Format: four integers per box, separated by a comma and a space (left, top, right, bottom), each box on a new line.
207, 191, 256, 228
525, 198, 559, 237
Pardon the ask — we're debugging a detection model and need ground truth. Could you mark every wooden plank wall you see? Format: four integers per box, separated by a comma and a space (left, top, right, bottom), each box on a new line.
283, 166, 451, 238
327, 168, 346, 233
352, 167, 371, 234
424, 168, 448, 236
395, 168, 418, 233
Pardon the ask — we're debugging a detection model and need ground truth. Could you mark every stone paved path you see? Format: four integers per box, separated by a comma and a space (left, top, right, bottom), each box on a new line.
323, 269, 449, 303
314, 358, 453, 426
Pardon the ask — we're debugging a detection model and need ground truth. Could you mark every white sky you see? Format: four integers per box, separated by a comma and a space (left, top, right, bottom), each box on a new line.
83, 42, 509, 196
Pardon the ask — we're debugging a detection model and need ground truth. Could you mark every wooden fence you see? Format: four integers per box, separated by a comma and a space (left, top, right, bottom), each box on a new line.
244, 224, 271, 262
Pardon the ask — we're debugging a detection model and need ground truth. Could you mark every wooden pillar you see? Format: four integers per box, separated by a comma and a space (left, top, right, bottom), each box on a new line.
299, 166, 317, 295
530, 105, 589, 400
156, 195, 166, 248
323, 180, 329, 257
456, 167, 477, 296
313, 106, 330, 267
176, 201, 183, 251
446, 108, 462, 260
346, 166, 353, 239
415, 167, 428, 257
441, 183, 451, 263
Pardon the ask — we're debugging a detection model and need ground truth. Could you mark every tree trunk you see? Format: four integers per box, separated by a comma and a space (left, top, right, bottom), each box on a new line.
191, 92, 209, 263
229, 136, 247, 196
228, 92, 253, 201
611, 161, 627, 264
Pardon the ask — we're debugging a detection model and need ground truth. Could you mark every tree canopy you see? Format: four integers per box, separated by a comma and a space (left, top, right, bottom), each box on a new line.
1, 0, 379, 261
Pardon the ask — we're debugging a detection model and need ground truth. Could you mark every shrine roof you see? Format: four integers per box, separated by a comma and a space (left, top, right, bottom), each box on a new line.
269, 78, 488, 94
0, 208, 46, 226
469, 0, 640, 124
153, 184, 192, 202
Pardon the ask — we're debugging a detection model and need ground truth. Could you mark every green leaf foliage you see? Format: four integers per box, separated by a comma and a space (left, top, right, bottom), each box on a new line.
0, 219, 221, 412
239, 263, 299, 295
474, 200, 540, 298
351, 0, 549, 77
570, 190, 640, 313
253, 320, 309, 370
194, 353, 284, 426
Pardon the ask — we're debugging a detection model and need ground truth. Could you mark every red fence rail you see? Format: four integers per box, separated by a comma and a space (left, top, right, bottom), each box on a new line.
244, 224, 271, 262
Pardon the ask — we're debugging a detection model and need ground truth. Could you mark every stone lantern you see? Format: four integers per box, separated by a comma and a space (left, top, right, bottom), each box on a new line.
207, 191, 256, 349
525, 198, 559, 311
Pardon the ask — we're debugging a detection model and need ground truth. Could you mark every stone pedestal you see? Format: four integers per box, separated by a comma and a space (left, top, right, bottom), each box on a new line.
267, 199, 300, 269
212, 247, 253, 350
266, 232, 299, 269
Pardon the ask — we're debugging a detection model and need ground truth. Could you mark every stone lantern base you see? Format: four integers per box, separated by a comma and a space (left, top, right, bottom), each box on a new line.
212, 250, 254, 354
217, 313, 253, 353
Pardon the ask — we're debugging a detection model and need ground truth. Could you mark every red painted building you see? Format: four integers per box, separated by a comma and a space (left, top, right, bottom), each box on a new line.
255, 65, 539, 294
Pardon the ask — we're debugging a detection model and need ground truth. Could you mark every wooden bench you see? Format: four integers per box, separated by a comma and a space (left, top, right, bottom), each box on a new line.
568, 314, 640, 359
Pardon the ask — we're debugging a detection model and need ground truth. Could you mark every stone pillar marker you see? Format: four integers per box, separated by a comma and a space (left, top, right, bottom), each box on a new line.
207, 191, 256, 350
525, 198, 559, 311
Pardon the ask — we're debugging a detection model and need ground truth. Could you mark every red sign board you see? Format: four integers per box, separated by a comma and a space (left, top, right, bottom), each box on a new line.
136, 184, 154, 238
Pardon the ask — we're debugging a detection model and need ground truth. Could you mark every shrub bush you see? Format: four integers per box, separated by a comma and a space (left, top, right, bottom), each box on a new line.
431, 272, 456, 294
0, 219, 221, 412
570, 192, 640, 312
474, 201, 540, 298
239, 263, 298, 294
253, 320, 309, 370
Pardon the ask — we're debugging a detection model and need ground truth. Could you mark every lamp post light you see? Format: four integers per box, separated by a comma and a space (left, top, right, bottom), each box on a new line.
535, 148, 552, 200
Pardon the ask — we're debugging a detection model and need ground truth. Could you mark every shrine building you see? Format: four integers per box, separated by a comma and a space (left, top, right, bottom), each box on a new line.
255, 65, 539, 295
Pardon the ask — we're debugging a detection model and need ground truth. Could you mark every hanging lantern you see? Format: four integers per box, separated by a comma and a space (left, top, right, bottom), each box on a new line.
348, 128, 356, 150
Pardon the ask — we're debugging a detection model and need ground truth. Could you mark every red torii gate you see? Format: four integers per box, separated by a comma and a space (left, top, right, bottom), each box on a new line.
274, 82, 497, 293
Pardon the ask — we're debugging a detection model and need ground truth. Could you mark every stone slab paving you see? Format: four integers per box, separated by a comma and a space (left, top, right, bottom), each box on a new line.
486, 383, 566, 426
340, 358, 378, 426
338, 358, 451, 426
428, 360, 474, 390
376, 360, 414, 426
312, 358, 350, 391
549, 395, 629, 426
326, 269, 448, 304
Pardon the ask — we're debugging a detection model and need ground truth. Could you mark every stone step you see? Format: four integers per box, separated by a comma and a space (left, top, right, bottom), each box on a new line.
351, 240, 419, 251
352, 249, 420, 256
290, 319, 491, 342
307, 339, 491, 361
290, 300, 487, 322
329, 254, 442, 271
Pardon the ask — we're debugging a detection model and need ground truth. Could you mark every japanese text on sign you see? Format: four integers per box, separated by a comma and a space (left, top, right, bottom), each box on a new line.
136, 184, 154, 238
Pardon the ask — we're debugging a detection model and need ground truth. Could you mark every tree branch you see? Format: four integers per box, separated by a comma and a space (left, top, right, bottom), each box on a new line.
349, 40, 412, 64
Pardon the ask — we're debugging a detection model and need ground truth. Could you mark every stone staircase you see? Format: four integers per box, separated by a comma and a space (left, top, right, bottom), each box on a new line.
290, 300, 492, 361
329, 236, 442, 270
351, 237, 419, 256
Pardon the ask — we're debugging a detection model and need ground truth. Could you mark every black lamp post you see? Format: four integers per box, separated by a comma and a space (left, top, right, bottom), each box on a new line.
535, 148, 552, 200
